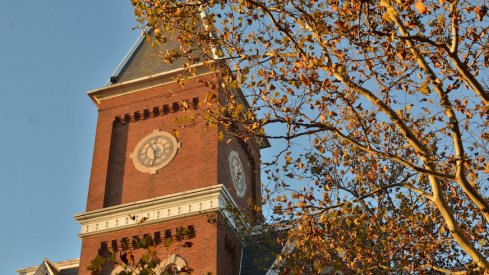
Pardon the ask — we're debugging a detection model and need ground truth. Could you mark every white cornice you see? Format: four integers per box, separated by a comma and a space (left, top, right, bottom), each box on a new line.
74, 184, 240, 238
88, 62, 214, 107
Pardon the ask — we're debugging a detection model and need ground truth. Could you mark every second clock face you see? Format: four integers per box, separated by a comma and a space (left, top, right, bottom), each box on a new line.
130, 130, 180, 174
229, 151, 246, 198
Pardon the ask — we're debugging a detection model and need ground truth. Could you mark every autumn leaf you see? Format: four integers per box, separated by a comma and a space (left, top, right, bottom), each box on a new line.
285, 154, 292, 165
182, 100, 189, 109
420, 82, 430, 95
474, 5, 488, 21
206, 92, 217, 103
415, 1, 429, 14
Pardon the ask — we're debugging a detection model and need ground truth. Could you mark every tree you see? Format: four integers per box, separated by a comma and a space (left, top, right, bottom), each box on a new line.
130, 0, 489, 273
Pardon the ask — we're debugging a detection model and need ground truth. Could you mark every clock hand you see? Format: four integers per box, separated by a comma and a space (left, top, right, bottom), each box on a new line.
151, 144, 163, 157
150, 149, 156, 166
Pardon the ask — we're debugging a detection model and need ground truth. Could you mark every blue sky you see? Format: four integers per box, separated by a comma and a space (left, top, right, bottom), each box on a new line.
0, 1, 140, 273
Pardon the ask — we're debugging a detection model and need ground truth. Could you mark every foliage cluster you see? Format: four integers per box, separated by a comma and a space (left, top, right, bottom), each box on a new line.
88, 222, 194, 275
129, 0, 489, 273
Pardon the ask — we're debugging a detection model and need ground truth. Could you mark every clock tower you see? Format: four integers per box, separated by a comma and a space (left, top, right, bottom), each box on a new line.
74, 34, 267, 274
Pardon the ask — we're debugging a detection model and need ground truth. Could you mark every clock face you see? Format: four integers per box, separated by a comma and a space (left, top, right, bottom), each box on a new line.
228, 151, 246, 198
130, 130, 180, 174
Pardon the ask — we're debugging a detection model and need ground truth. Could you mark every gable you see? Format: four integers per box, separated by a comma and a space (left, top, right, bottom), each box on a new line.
33, 259, 60, 275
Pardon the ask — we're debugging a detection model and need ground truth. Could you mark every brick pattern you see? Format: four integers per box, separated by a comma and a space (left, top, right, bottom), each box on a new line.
112, 97, 199, 126
86, 76, 220, 211
81, 73, 257, 274
98, 225, 195, 253
78, 215, 239, 275
217, 215, 243, 275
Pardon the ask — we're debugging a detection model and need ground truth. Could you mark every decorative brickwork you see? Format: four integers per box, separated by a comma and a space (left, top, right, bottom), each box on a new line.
98, 225, 196, 253
113, 97, 199, 126
78, 44, 263, 274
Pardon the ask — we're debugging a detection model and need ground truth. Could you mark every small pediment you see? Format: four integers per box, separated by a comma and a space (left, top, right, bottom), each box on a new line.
33, 259, 60, 275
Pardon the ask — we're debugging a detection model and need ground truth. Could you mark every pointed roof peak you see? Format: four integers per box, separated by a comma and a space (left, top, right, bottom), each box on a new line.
32, 258, 60, 275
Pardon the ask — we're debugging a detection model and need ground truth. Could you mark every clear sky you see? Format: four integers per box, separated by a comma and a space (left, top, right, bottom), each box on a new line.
0, 1, 140, 273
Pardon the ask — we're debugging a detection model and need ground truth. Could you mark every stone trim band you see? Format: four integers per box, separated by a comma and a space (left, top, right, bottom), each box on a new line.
74, 184, 238, 238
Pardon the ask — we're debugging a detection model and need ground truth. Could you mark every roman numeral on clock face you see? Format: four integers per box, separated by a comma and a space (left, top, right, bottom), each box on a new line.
139, 151, 148, 161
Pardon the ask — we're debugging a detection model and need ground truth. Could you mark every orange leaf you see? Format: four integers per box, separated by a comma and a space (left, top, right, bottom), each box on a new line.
415, 1, 429, 14
474, 6, 488, 21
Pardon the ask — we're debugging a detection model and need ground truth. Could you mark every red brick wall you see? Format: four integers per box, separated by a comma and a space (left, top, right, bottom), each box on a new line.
217, 215, 243, 275
81, 74, 257, 274
78, 215, 221, 275
86, 75, 220, 211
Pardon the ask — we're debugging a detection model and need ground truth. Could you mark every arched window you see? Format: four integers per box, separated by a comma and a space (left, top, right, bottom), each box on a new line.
161, 263, 179, 275
159, 254, 188, 274
111, 254, 188, 275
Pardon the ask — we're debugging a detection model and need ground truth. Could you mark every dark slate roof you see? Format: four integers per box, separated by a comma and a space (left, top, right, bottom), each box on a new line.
241, 247, 277, 274
59, 267, 78, 275
240, 231, 284, 274
113, 33, 187, 84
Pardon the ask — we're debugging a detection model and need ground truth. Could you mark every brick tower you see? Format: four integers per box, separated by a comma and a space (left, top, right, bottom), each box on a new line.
75, 34, 267, 274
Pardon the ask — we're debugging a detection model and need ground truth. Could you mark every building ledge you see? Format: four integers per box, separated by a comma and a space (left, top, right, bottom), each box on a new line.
74, 184, 239, 238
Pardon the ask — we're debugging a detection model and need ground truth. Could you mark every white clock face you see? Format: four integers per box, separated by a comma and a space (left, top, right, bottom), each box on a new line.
229, 151, 246, 198
130, 130, 180, 174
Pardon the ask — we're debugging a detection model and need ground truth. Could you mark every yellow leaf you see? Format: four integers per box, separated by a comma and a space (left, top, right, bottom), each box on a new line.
206, 92, 217, 103
336, 64, 346, 76
285, 154, 292, 165
182, 100, 189, 109
319, 212, 327, 222
218, 131, 224, 142
420, 82, 430, 95
415, 1, 429, 14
